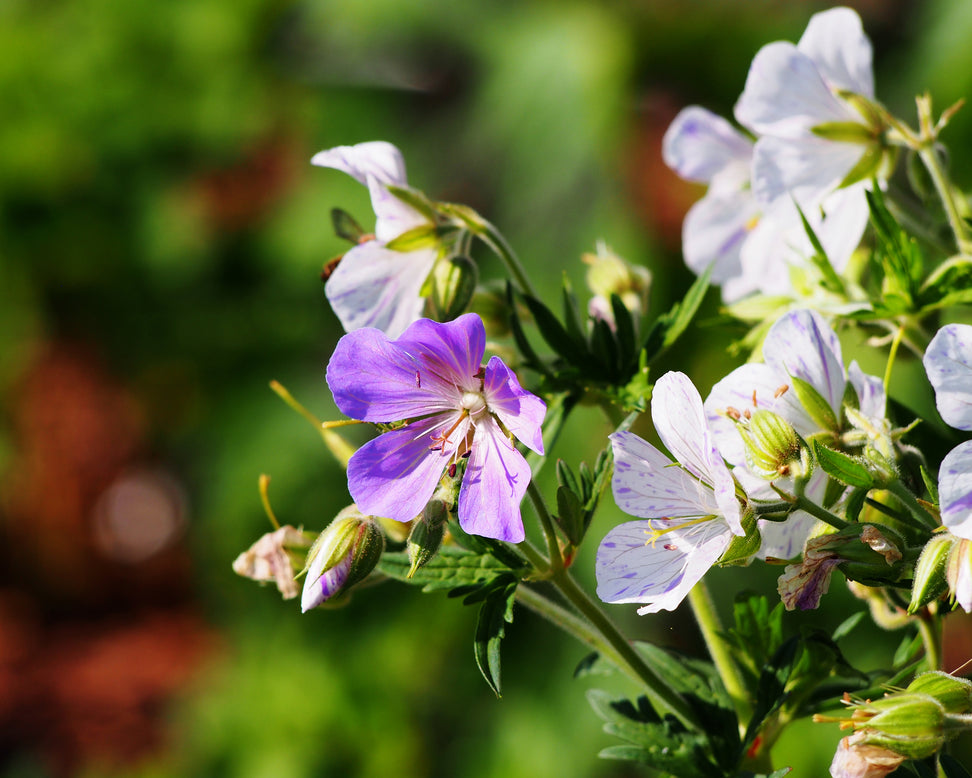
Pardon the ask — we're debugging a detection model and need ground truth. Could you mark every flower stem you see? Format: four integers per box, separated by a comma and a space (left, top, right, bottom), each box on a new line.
883, 322, 906, 393
916, 611, 942, 672
527, 480, 564, 571
793, 494, 850, 530
886, 479, 940, 531
548, 566, 701, 728
688, 582, 751, 722
479, 221, 541, 299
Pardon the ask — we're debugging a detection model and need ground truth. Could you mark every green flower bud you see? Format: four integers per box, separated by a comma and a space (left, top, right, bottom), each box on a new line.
429, 255, 478, 322
718, 508, 761, 566
301, 506, 385, 612
909, 534, 952, 613
582, 242, 650, 329
907, 672, 972, 715
849, 693, 946, 760
737, 409, 802, 480
407, 500, 448, 577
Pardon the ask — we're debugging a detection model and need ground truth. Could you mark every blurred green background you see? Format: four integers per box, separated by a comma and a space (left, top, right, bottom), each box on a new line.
3, 0, 972, 775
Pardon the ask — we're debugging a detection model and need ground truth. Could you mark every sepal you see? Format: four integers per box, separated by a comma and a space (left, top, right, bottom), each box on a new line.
908, 534, 951, 613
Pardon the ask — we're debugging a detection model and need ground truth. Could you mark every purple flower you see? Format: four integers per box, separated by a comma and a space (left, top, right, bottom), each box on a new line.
312, 141, 439, 338
595, 372, 744, 614
326, 313, 546, 543
924, 323, 972, 431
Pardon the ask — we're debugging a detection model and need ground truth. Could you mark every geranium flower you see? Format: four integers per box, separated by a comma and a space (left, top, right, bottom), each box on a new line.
663, 106, 869, 302
735, 7, 879, 209
705, 309, 885, 558
939, 441, 972, 542
325, 313, 546, 543
312, 141, 439, 337
595, 372, 744, 614
923, 323, 972, 431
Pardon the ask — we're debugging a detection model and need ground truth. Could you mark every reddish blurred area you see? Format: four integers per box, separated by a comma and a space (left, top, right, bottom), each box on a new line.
1, 344, 217, 776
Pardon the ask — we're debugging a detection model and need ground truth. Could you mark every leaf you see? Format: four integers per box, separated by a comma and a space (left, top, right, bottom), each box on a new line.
795, 202, 845, 295
866, 187, 923, 309
941, 753, 972, 778
590, 316, 621, 380
473, 579, 517, 696
831, 611, 866, 642
743, 637, 800, 753
520, 293, 586, 363
918, 256, 972, 311
610, 292, 638, 371
721, 593, 784, 683
330, 207, 367, 244
505, 282, 549, 375
377, 548, 524, 592
555, 484, 585, 545
641, 265, 712, 364
561, 276, 587, 350
812, 441, 876, 489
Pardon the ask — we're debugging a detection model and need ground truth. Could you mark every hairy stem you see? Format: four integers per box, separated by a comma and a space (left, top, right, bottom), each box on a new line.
886, 478, 940, 531
479, 221, 540, 299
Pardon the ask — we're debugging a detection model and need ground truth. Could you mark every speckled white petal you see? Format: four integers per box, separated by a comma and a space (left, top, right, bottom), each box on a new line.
848, 360, 886, 420
798, 7, 874, 97
940, 441, 972, 540
652, 372, 742, 534
682, 191, 758, 284
325, 242, 437, 337
595, 519, 732, 613
762, 310, 846, 424
735, 42, 855, 138
924, 324, 972, 431
662, 106, 753, 187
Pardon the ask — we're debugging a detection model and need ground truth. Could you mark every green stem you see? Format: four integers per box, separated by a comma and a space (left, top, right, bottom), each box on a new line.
883, 322, 905, 393
527, 480, 564, 571
886, 479, 939, 531
479, 221, 540, 299
688, 582, 751, 722
793, 494, 850, 530
918, 145, 972, 255
549, 567, 701, 727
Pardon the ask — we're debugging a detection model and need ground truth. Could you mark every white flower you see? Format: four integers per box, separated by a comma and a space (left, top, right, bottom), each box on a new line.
923, 323, 972, 431
312, 141, 439, 337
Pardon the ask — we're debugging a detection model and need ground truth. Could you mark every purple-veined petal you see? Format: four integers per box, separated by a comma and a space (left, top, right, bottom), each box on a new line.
682, 191, 758, 284
651, 372, 743, 534
940, 441, 972, 540
662, 106, 752, 187
705, 362, 815, 466
483, 356, 546, 454
327, 320, 457, 422
595, 519, 732, 613
848, 360, 886, 420
458, 417, 530, 542
798, 7, 874, 97
611, 430, 720, 519
924, 324, 972, 431
750, 135, 869, 208
395, 313, 488, 397
301, 554, 351, 612
951, 539, 972, 613
346, 416, 450, 523
310, 141, 408, 188
735, 42, 856, 138
762, 309, 846, 423
325, 242, 437, 338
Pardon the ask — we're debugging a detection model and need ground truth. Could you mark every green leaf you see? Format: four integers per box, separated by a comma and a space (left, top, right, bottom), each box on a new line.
610, 292, 638, 370
520, 292, 587, 363
555, 484, 585, 545
795, 202, 845, 295
743, 637, 799, 753
866, 187, 923, 309
941, 753, 972, 778
473, 579, 517, 696
832, 611, 866, 642
920, 464, 939, 504
641, 265, 712, 364
384, 223, 440, 252
556, 458, 581, 497
330, 207, 367, 244
721, 592, 784, 683
505, 282, 550, 375
812, 441, 876, 488
589, 316, 621, 379
918, 256, 972, 311
377, 548, 524, 592
561, 276, 587, 350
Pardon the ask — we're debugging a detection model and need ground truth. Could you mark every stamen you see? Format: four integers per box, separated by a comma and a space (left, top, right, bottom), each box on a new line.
752, 389, 758, 408
774, 384, 789, 398
743, 408, 751, 420
428, 410, 470, 452
725, 406, 741, 421
415, 371, 421, 388
642, 516, 711, 548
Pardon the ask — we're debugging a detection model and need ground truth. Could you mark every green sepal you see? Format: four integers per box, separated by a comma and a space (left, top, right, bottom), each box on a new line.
428, 255, 478, 321
435, 200, 488, 233
908, 534, 952, 613
812, 440, 876, 488
641, 264, 711, 364
790, 375, 839, 432
811, 120, 876, 144
718, 510, 761, 566
837, 145, 884, 189
384, 222, 440, 252
795, 202, 845, 295
330, 207, 367, 244
385, 184, 438, 221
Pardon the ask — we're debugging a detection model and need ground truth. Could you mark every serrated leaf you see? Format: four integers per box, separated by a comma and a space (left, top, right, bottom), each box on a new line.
505, 282, 549, 375
573, 651, 614, 679
377, 548, 523, 592
722, 592, 784, 682
474, 579, 517, 696
812, 441, 876, 488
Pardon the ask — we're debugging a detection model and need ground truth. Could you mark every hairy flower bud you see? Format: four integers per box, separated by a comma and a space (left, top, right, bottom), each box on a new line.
301, 506, 385, 612
583, 242, 650, 329
736, 409, 803, 479
909, 534, 952, 613
407, 499, 448, 577
429, 255, 478, 322
907, 672, 972, 715
846, 693, 946, 760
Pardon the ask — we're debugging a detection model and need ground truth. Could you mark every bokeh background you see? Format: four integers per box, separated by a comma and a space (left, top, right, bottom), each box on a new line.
4, 0, 972, 775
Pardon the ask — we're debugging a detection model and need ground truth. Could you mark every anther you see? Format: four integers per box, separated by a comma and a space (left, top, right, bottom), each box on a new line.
774, 384, 789, 398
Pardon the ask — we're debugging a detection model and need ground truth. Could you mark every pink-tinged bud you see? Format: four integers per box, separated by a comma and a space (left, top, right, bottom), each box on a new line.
583, 242, 650, 330
233, 525, 314, 600
301, 506, 385, 612
829, 732, 906, 778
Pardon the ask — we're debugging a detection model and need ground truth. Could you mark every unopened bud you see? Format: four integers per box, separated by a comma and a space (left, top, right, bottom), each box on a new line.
737, 409, 802, 480
301, 506, 385, 612
829, 732, 906, 778
233, 525, 314, 600
790, 375, 839, 432
847, 693, 945, 760
907, 672, 972, 715
909, 534, 952, 613
407, 500, 448, 577
583, 242, 650, 329
429, 255, 478, 321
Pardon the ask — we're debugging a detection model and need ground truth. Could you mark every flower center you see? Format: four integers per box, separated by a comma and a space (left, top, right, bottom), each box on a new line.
460, 390, 487, 417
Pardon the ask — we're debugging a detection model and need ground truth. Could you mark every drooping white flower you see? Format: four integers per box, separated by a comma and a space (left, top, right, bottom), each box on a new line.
312, 141, 439, 338
596, 372, 744, 614
923, 323, 972, 431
